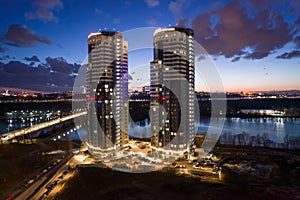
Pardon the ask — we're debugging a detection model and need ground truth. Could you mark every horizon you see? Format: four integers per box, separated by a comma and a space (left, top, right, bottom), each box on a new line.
1, 1, 300, 92
1, 85, 300, 95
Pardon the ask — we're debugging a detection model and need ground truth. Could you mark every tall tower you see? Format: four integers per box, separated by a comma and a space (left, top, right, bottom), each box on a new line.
150, 27, 195, 154
87, 31, 128, 157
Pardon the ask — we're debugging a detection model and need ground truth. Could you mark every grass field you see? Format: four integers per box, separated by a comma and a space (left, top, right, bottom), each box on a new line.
54, 166, 300, 200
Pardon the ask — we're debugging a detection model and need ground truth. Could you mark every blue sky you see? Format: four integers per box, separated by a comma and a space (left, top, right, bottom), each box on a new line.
0, 0, 300, 92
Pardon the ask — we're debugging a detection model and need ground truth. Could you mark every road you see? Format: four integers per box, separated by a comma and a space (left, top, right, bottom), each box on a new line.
14, 153, 74, 200
30, 149, 87, 200
15, 154, 74, 200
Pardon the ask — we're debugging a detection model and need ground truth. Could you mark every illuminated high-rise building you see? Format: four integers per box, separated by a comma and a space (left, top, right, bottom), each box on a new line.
87, 31, 128, 156
150, 27, 195, 154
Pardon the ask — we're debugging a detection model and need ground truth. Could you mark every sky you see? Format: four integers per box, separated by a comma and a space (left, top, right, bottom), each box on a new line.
0, 0, 300, 92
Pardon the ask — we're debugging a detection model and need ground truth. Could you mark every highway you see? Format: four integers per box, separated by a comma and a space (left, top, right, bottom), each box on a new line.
14, 153, 75, 200
0, 111, 86, 142
30, 149, 87, 200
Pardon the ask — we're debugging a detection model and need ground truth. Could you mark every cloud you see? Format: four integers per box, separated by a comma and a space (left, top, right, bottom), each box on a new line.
145, 0, 159, 8
147, 19, 157, 26
231, 56, 240, 62
243, 52, 269, 60
248, 0, 273, 9
0, 55, 11, 60
176, 18, 188, 27
294, 36, 300, 49
289, 0, 300, 15
113, 18, 120, 24
0, 57, 80, 92
95, 8, 102, 14
276, 50, 300, 59
2, 61, 37, 74
46, 57, 80, 74
4, 24, 52, 47
192, 0, 294, 61
197, 55, 206, 61
24, 55, 40, 62
169, 0, 189, 20
25, 0, 63, 23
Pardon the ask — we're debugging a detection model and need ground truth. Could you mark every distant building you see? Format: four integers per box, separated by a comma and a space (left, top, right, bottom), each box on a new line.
239, 109, 285, 116
1, 89, 10, 96
142, 86, 151, 94
87, 31, 129, 157
150, 27, 195, 154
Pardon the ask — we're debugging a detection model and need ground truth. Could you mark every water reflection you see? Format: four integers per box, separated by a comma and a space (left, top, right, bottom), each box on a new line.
275, 118, 285, 144
129, 119, 151, 138
0, 109, 64, 134
127, 117, 300, 148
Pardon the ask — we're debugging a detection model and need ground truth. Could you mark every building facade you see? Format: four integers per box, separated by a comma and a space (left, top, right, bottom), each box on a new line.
150, 27, 195, 154
87, 31, 128, 156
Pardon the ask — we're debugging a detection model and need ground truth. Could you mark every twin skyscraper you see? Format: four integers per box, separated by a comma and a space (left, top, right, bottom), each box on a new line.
87, 27, 195, 159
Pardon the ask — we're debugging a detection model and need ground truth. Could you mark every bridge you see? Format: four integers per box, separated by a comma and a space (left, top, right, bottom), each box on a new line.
1, 111, 86, 142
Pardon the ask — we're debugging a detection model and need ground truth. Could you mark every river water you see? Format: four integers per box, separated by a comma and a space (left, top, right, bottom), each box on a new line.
128, 117, 300, 144
2, 117, 300, 147
0, 119, 40, 134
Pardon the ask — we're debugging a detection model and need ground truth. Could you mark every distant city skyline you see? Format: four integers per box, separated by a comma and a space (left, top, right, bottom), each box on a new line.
0, 0, 300, 92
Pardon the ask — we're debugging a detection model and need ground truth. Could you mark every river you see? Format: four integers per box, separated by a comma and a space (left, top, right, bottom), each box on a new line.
128, 117, 300, 144
2, 117, 300, 148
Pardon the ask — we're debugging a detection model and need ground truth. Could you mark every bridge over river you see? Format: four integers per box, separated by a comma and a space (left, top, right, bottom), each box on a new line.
0, 111, 86, 142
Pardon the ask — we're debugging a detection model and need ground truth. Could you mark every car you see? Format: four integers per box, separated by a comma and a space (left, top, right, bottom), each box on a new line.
18, 186, 25, 190
193, 162, 205, 169
45, 189, 51, 195
6, 195, 13, 200
174, 164, 186, 168
39, 192, 48, 200
193, 164, 201, 169
212, 165, 221, 174
200, 160, 207, 166
188, 159, 198, 163
50, 180, 59, 188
